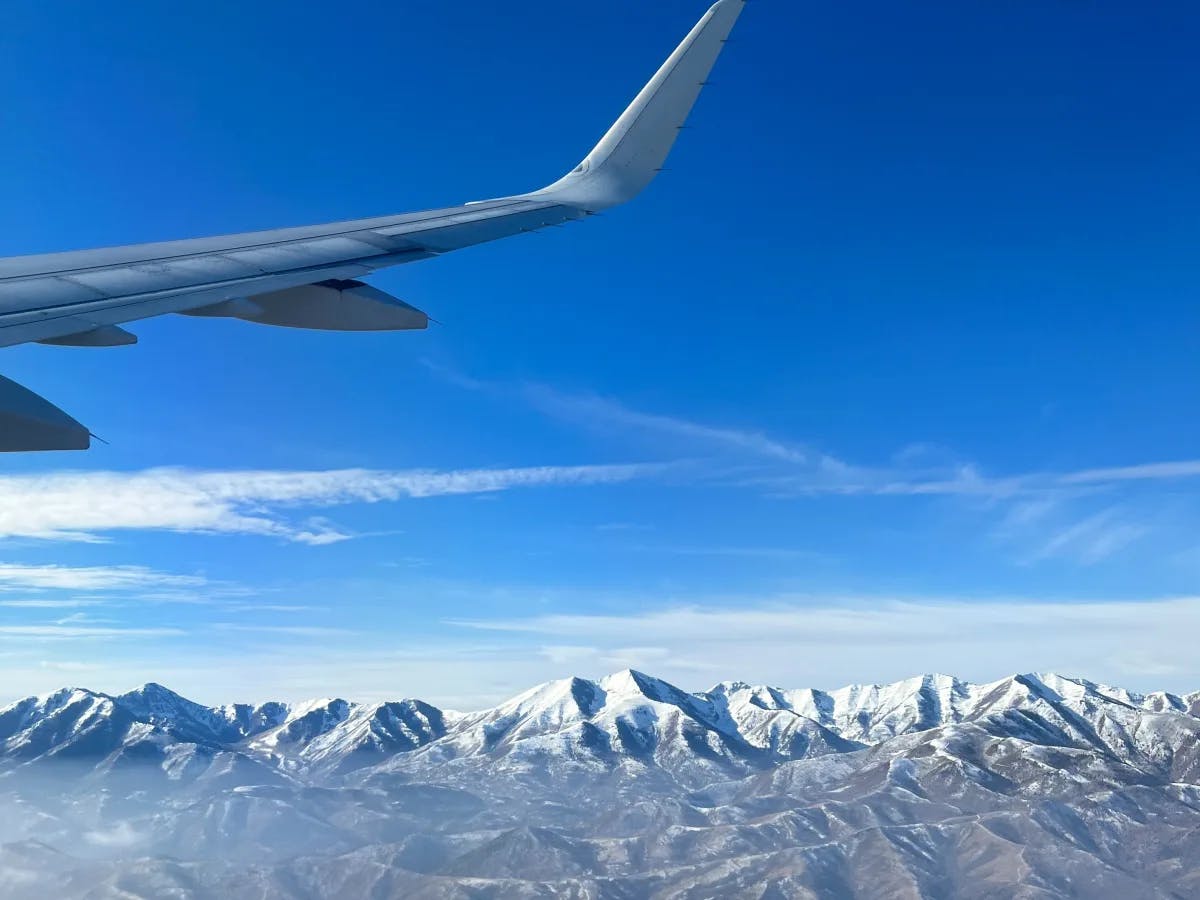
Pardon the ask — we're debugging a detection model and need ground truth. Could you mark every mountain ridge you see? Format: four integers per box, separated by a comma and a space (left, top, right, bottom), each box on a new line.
4, 670, 1200, 898
4, 669, 1199, 781
19, 666, 1197, 729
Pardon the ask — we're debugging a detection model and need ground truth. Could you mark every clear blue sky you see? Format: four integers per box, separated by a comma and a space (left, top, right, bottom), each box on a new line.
0, 0, 1197, 707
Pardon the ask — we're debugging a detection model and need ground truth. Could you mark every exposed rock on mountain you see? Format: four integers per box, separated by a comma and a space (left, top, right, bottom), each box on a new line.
1, 671, 1199, 898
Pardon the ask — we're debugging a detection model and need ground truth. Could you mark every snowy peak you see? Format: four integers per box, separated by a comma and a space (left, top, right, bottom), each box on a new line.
816, 673, 965, 741
0, 688, 131, 762
705, 672, 1200, 749
116, 683, 225, 741
3, 671, 1200, 899
116, 682, 190, 711
251, 698, 353, 753
599, 669, 670, 700
710, 682, 795, 713
494, 676, 606, 726
115, 683, 295, 746
296, 700, 450, 774
389, 669, 844, 783
213, 701, 290, 739
3, 671, 1200, 788
710, 673, 974, 744
0, 688, 101, 743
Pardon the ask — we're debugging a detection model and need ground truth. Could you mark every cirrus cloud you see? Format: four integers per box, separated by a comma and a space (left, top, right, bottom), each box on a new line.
0, 464, 659, 544
0, 563, 205, 591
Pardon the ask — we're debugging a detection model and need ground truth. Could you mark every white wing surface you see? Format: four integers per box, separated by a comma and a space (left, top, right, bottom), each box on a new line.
0, 0, 744, 450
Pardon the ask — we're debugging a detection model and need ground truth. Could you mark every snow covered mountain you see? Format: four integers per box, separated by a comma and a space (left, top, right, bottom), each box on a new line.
2, 670, 1200, 898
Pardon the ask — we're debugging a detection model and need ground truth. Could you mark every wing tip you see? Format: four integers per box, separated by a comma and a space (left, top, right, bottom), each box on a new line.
530, 0, 745, 211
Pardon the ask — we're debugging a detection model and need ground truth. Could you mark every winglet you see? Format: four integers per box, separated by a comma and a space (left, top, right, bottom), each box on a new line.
532, 0, 745, 211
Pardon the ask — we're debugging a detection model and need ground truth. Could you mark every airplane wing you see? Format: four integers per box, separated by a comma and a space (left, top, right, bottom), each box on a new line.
0, 0, 745, 451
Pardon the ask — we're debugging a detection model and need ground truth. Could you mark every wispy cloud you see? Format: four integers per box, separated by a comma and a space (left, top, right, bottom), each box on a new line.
1025, 509, 1148, 566
1061, 461, 1200, 484
523, 385, 812, 463
53, 612, 115, 626
0, 464, 658, 544
660, 433, 1191, 570
0, 600, 106, 609
0, 564, 204, 592
226, 604, 325, 614
0, 625, 184, 639
212, 623, 356, 638
746, 457, 1200, 500
422, 361, 820, 465
444, 594, 1200, 698
8, 593, 1200, 707
38, 660, 101, 673
423, 362, 1200, 499
628, 544, 824, 562
451, 596, 1200, 645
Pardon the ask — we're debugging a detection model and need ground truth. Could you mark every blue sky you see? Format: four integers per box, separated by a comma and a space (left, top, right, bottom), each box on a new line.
0, 0, 1197, 707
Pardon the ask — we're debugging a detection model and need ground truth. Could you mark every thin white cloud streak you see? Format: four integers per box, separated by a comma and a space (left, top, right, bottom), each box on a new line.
523, 386, 813, 464
991, 499, 1156, 567
0, 625, 184, 639
423, 363, 1200, 500
630, 545, 825, 562
1026, 509, 1147, 566
1061, 461, 1200, 484
451, 599, 1183, 642
0, 600, 106, 609
0, 464, 657, 544
8, 595, 1200, 708
38, 660, 100, 673
445, 595, 1200, 698
54, 612, 114, 627
421, 363, 816, 465
0, 564, 204, 592
226, 604, 324, 614
759, 457, 1200, 499
212, 624, 356, 638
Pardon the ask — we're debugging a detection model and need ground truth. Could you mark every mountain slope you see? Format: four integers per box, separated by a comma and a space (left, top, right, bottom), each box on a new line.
2, 671, 1200, 898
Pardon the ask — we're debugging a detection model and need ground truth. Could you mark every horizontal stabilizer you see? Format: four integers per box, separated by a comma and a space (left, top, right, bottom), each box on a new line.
38, 324, 137, 347
0, 375, 89, 451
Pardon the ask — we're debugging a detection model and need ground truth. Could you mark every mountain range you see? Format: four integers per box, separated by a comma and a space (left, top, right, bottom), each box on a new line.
1, 670, 1199, 898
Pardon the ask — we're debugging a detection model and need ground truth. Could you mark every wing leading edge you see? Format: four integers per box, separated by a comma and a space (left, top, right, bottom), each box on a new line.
0, 0, 745, 450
